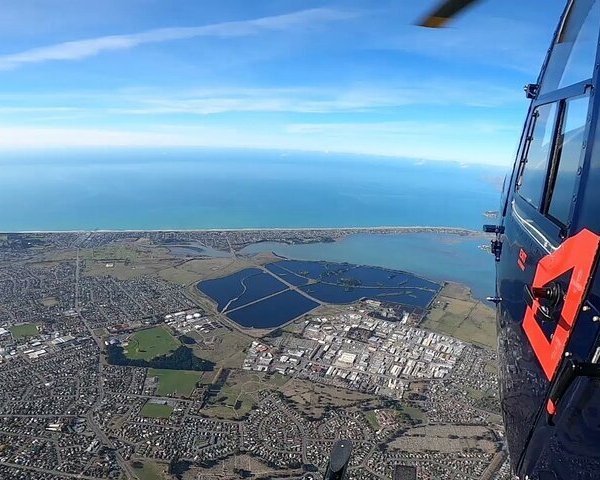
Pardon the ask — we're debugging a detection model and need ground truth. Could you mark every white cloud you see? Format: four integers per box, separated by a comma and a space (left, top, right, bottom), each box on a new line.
114, 82, 519, 114
285, 120, 515, 136
0, 80, 522, 121
0, 119, 519, 167
0, 8, 356, 70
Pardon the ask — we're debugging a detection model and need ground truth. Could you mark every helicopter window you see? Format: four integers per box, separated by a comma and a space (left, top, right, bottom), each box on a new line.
546, 96, 589, 225
518, 103, 558, 209
540, 0, 600, 94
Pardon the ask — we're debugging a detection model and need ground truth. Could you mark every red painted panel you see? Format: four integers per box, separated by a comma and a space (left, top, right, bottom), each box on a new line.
522, 229, 600, 382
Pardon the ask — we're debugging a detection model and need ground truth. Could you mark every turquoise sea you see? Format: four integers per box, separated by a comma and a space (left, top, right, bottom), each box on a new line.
0, 148, 505, 297
0, 148, 504, 231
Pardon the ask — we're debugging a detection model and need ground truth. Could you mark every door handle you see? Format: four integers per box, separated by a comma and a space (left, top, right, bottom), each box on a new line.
524, 282, 563, 323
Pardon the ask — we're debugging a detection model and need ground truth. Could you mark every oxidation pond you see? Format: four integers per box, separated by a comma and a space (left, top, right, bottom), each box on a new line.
198, 268, 287, 311
197, 260, 441, 328
227, 290, 320, 328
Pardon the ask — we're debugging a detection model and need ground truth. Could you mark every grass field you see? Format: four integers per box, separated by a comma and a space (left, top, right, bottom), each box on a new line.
281, 379, 377, 419
141, 402, 173, 418
125, 326, 180, 361
9, 323, 39, 339
202, 370, 273, 419
193, 329, 252, 369
149, 369, 204, 397
45, 244, 177, 280
132, 460, 165, 480
365, 410, 380, 430
397, 404, 426, 424
423, 295, 496, 348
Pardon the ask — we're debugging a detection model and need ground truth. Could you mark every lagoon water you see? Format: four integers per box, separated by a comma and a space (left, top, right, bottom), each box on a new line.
242, 233, 495, 300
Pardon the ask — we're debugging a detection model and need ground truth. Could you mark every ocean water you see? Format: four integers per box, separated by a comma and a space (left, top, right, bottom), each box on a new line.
0, 148, 503, 297
0, 148, 504, 231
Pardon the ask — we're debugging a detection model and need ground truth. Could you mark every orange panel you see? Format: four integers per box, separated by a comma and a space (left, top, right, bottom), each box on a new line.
522, 229, 600, 382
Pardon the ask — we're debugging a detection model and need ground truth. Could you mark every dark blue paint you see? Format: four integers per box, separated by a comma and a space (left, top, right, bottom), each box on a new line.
226, 290, 319, 328
493, 2, 600, 478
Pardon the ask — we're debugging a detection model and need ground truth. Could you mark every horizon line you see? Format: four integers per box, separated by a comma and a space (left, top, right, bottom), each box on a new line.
2, 225, 489, 235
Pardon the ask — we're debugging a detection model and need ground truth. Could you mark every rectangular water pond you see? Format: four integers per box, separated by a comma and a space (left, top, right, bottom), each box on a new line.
197, 260, 441, 328
227, 290, 320, 328
198, 268, 287, 312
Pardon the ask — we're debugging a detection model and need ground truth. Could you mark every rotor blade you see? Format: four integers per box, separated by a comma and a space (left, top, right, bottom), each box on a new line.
418, 0, 480, 28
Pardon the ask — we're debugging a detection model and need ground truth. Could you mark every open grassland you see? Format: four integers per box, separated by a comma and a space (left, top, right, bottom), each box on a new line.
184, 453, 286, 479
46, 244, 178, 280
281, 378, 378, 419
164, 258, 255, 284
160, 253, 280, 287
397, 403, 425, 424
131, 460, 166, 480
202, 370, 282, 420
206, 387, 257, 420
140, 402, 173, 418
85, 259, 177, 280
191, 329, 252, 369
439, 281, 473, 301
125, 326, 180, 361
9, 323, 38, 338
365, 410, 380, 430
148, 368, 205, 397
423, 284, 496, 348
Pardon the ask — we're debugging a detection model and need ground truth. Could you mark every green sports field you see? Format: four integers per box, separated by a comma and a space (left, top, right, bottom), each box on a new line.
9, 323, 39, 339
125, 326, 180, 361
149, 368, 204, 397
140, 402, 173, 418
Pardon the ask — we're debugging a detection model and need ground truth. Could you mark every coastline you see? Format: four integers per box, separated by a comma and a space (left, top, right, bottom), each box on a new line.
3, 225, 488, 236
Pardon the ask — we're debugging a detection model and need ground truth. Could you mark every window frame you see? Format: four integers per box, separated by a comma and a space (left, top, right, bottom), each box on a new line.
515, 101, 561, 211
539, 0, 599, 94
514, 80, 592, 242
544, 93, 591, 227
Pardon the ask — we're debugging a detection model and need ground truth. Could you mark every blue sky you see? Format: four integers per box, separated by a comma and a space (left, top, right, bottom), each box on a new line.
0, 0, 566, 166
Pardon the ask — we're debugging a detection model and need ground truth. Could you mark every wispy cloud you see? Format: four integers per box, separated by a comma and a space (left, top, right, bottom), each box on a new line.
285, 120, 516, 136
0, 8, 356, 70
113, 82, 519, 114
0, 80, 522, 120
0, 117, 520, 166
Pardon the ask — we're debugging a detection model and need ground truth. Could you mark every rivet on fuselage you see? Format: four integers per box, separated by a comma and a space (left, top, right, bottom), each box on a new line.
582, 305, 591, 311
593, 315, 600, 322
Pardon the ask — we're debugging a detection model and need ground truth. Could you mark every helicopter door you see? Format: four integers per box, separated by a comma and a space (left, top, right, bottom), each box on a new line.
500, 92, 596, 476
496, 0, 600, 475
